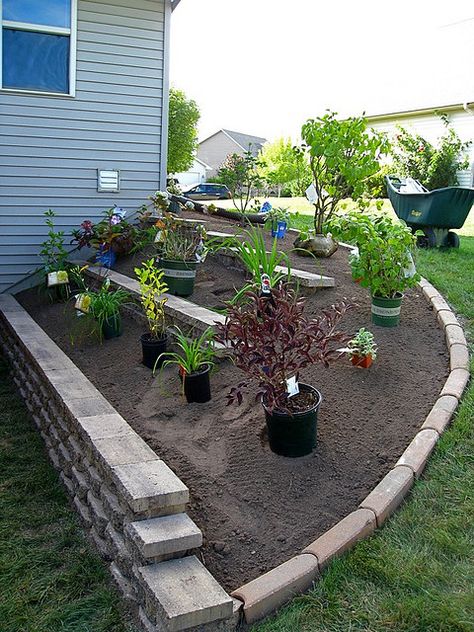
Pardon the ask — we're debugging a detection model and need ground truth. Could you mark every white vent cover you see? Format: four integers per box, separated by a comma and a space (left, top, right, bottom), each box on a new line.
98, 169, 120, 192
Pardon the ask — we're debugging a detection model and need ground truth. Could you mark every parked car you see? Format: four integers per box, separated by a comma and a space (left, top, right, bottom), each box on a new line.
183, 184, 231, 201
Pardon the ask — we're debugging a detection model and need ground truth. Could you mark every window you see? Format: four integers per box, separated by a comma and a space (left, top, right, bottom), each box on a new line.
1, 0, 76, 95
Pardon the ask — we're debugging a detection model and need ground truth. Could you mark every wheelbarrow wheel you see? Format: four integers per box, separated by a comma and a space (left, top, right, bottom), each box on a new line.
441, 231, 460, 249
416, 227, 437, 249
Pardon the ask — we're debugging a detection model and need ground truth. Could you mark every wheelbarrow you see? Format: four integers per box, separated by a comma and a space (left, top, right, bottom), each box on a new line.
385, 175, 474, 247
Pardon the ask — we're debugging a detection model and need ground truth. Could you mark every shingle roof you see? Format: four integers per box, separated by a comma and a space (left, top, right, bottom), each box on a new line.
222, 129, 267, 156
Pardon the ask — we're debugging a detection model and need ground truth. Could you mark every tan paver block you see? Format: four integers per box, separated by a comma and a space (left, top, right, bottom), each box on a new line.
437, 310, 460, 329
0, 294, 24, 312
139, 556, 233, 631
421, 395, 459, 434
92, 433, 159, 469
421, 283, 439, 300
111, 460, 189, 515
430, 295, 451, 313
396, 429, 439, 478
126, 513, 202, 558
359, 465, 414, 527
450, 344, 470, 371
232, 554, 319, 624
445, 324, 467, 348
77, 413, 136, 442
302, 508, 376, 568
440, 368, 470, 399
66, 395, 116, 420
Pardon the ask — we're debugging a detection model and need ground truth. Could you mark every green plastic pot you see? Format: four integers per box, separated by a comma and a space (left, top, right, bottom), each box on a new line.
102, 312, 122, 339
160, 259, 197, 297
263, 384, 322, 458
371, 293, 403, 327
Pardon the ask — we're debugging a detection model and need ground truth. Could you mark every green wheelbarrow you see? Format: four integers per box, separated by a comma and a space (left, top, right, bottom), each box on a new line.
385, 175, 474, 248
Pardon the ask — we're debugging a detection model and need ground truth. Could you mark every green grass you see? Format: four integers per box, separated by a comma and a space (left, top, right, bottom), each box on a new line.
0, 356, 137, 632
252, 233, 474, 632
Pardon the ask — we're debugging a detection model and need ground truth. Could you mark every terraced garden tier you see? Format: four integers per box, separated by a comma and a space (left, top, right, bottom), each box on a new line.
17, 219, 448, 593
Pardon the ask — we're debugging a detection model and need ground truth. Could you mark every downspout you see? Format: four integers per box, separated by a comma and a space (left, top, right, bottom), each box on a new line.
159, 0, 173, 190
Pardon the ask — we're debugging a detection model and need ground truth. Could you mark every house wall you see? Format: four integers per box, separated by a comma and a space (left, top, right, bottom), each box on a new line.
197, 132, 240, 177
368, 109, 474, 186
0, 0, 167, 293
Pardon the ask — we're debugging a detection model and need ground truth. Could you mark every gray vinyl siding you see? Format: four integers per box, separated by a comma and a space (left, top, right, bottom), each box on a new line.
0, 0, 167, 292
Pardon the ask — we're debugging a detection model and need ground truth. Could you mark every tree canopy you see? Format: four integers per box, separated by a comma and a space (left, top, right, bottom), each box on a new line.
258, 137, 311, 196
167, 88, 200, 174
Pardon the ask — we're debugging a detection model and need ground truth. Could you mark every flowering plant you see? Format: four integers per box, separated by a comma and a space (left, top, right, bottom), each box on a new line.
71, 208, 137, 255
155, 214, 206, 261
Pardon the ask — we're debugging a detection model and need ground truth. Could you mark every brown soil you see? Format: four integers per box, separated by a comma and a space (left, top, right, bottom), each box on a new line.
17, 214, 448, 592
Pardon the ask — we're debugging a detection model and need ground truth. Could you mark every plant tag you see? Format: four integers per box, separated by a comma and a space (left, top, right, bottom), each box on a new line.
305, 183, 318, 203
154, 230, 163, 243
261, 273, 271, 295
47, 271, 69, 287
75, 293, 91, 314
403, 251, 417, 278
286, 376, 299, 397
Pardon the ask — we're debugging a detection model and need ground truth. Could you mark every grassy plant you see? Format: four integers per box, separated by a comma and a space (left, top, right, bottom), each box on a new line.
155, 326, 216, 376
86, 279, 129, 340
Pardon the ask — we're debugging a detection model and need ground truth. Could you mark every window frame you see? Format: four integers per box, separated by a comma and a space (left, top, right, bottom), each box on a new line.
0, 0, 77, 97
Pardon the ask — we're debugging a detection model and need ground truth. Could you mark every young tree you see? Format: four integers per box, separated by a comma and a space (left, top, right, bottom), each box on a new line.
167, 88, 200, 174
218, 151, 262, 213
301, 112, 389, 234
258, 138, 311, 196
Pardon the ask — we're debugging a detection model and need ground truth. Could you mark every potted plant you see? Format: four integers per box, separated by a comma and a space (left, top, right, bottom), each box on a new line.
71, 208, 137, 267
157, 326, 216, 403
265, 207, 290, 238
86, 278, 129, 340
135, 258, 169, 369
347, 328, 377, 368
39, 210, 70, 300
328, 211, 420, 327
216, 283, 351, 457
294, 112, 389, 258
155, 215, 206, 297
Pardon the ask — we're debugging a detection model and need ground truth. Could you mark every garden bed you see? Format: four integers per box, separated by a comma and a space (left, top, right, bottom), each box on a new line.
16, 222, 448, 592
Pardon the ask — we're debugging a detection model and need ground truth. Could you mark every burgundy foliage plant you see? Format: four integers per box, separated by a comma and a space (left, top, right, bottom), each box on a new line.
216, 283, 352, 414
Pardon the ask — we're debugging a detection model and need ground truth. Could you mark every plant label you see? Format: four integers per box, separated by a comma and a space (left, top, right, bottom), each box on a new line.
261, 273, 271, 295
286, 376, 299, 398
47, 271, 69, 287
74, 293, 91, 314
154, 230, 163, 243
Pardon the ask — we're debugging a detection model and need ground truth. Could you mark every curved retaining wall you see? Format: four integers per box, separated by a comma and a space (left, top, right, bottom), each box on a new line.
0, 276, 470, 628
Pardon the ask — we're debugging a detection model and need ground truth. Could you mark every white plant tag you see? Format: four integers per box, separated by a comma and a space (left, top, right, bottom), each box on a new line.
403, 251, 417, 278
261, 273, 271, 295
305, 183, 318, 203
74, 293, 91, 314
47, 271, 69, 287
154, 230, 163, 243
286, 376, 299, 397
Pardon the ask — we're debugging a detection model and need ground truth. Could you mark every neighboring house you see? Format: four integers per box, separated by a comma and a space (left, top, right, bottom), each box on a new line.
366, 102, 474, 186
0, 0, 181, 293
197, 129, 267, 177
174, 157, 212, 188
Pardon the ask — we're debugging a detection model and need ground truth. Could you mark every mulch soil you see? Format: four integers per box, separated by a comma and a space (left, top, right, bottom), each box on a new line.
16, 210, 448, 592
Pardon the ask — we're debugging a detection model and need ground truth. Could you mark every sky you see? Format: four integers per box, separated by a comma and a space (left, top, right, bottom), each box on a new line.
170, 0, 474, 143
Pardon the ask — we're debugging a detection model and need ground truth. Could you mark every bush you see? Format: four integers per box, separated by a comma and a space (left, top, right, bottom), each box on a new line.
391, 114, 471, 189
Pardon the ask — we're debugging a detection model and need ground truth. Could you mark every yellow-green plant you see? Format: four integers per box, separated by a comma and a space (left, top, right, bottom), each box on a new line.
135, 258, 168, 340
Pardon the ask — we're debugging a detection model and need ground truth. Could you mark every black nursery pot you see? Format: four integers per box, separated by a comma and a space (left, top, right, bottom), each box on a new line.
183, 364, 211, 403
141, 333, 168, 370
263, 384, 322, 458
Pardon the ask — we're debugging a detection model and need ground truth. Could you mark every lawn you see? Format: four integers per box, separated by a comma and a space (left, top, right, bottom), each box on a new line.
1, 204, 473, 631
0, 356, 138, 632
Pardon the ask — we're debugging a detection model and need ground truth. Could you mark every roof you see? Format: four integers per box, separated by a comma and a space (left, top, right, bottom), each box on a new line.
366, 102, 474, 122
199, 129, 267, 157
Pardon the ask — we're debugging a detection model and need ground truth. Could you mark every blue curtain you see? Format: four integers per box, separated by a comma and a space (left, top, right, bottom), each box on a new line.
3, 29, 70, 93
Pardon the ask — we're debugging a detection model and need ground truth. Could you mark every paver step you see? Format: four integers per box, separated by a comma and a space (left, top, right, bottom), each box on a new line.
139, 555, 233, 631
127, 513, 202, 560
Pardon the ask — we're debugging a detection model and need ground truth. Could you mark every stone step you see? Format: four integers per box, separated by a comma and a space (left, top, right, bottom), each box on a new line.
138, 555, 233, 631
213, 247, 335, 290
127, 513, 202, 561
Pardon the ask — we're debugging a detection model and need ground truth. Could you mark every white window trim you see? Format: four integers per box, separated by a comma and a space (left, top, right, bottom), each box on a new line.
0, 0, 77, 97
